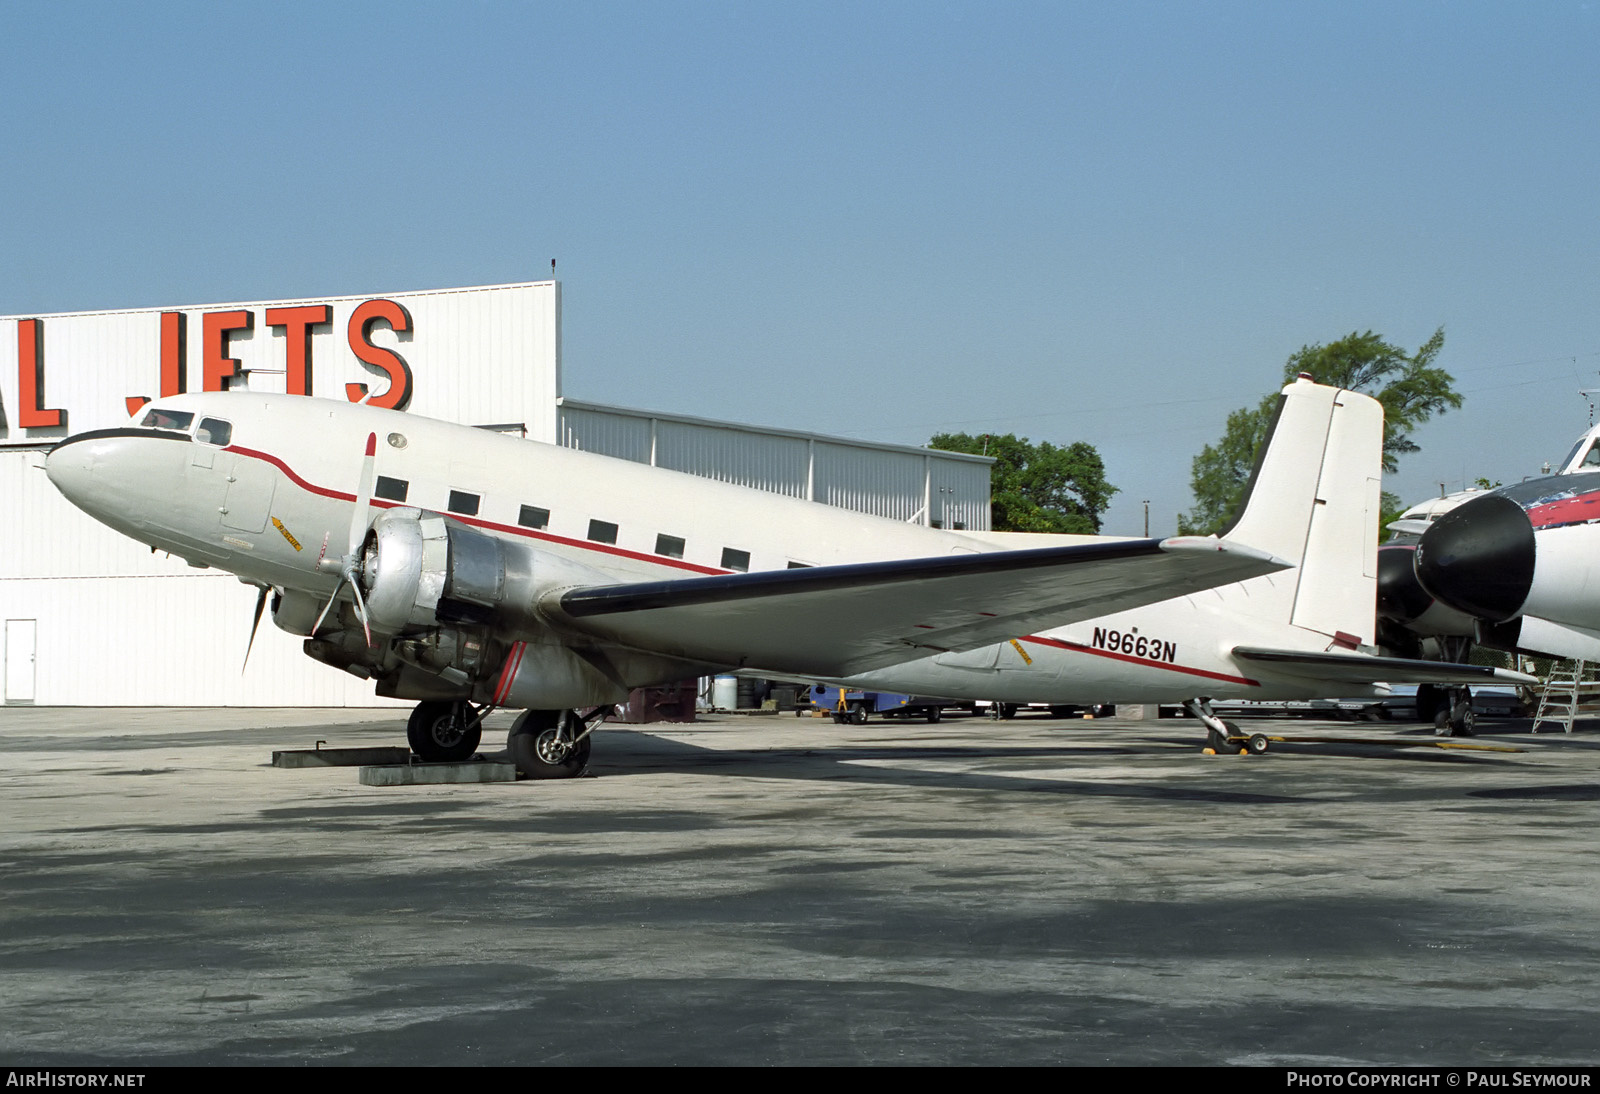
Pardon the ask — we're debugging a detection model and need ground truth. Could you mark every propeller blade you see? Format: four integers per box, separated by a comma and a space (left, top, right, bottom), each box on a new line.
310, 582, 341, 637
242, 584, 270, 674
311, 432, 380, 640
348, 572, 373, 648
349, 432, 377, 558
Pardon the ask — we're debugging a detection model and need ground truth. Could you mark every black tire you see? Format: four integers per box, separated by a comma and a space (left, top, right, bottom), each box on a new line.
999, 704, 1018, 720
406, 701, 481, 762
849, 705, 869, 725
508, 710, 592, 779
1206, 726, 1230, 752
926, 707, 942, 723
1416, 684, 1444, 725
1248, 734, 1270, 755
1049, 705, 1076, 719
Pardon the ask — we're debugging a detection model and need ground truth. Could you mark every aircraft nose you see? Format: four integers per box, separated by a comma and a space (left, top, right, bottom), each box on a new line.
1414, 493, 1535, 622
44, 435, 103, 510
1376, 544, 1433, 623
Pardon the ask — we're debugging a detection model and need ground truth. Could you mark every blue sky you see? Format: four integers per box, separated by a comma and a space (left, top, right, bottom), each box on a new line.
4, 1, 1597, 534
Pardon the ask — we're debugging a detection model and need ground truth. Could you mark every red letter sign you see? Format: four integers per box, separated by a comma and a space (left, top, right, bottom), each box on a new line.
128, 311, 190, 416
17, 319, 66, 429
266, 305, 330, 396
345, 299, 413, 410
203, 310, 254, 391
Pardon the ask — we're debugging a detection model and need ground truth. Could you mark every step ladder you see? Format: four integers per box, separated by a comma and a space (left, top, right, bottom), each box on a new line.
1530, 659, 1600, 733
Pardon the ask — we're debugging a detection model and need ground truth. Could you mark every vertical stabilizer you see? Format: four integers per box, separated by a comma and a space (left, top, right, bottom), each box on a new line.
1217, 377, 1384, 644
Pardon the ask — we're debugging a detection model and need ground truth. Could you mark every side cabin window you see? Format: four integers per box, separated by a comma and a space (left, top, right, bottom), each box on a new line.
721, 547, 751, 573
448, 490, 480, 517
375, 477, 409, 503
141, 409, 194, 432
588, 519, 619, 545
1583, 442, 1600, 470
787, 560, 813, 569
518, 505, 550, 530
196, 417, 232, 446
655, 534, 686, 559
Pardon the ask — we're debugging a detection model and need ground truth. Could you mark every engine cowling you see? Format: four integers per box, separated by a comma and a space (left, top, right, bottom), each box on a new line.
359, 508, 522, 633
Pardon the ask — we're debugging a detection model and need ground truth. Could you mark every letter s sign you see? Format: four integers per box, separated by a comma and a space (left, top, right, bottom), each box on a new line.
345, 298, 414, 410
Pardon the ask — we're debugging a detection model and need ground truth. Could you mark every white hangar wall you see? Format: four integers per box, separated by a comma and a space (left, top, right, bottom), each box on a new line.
0, 280, 995, 707
1, 282, 562, 708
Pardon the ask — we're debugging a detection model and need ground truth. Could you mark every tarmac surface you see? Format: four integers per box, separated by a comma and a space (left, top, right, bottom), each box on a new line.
1, 705, 1598, 1066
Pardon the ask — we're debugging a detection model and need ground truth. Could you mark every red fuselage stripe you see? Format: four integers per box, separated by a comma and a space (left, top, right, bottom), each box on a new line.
224, 444, 727, 575
1019, 634, 1261, 686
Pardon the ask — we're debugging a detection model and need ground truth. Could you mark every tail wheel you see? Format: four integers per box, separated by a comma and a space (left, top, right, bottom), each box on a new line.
407, 701, 482, 762
509, 710, 593, 779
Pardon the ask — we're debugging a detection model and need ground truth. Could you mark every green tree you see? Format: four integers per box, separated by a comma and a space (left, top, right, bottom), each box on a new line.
1180, 328, 1461, 535
930, 432, 1117, 533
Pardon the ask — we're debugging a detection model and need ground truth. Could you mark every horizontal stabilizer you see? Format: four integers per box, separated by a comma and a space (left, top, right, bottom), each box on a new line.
1233, 646, 1537, 687
554, 538, 1290, 677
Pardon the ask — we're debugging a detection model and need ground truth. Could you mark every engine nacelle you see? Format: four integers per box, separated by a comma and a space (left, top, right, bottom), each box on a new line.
360, 508, 523, 633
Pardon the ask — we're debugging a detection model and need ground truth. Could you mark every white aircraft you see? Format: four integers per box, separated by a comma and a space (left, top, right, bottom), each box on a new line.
45, 386, 1300, 777
1414, 446, 1600, 666
1377, 418, 1600, 732
824, 377, 1535, 746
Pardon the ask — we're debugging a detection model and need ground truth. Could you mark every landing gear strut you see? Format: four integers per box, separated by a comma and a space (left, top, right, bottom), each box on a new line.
1430, 637, 1476, 738
1185, 698, 1257, 754
406, 700, 485, 762
508, 706, 608, 779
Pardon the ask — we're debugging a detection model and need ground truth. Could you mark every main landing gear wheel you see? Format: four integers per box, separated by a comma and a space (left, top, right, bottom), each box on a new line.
1206, 719, 1240, 753
1433, 686, 1476, 738
508, 710, 593, 779
407, 700, 482, 762
1434, 707, 1477, 738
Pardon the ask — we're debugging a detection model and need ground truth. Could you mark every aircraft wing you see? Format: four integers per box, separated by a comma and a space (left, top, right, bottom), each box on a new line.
553, 537, 1288, 677
1232, 647, 1538, 687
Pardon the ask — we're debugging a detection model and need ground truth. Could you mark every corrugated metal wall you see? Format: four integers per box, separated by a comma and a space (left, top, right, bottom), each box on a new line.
558, 400, 992, 529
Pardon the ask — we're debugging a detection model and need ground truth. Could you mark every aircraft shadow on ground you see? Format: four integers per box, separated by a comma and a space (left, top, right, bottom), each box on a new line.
539, 723, 1538, 805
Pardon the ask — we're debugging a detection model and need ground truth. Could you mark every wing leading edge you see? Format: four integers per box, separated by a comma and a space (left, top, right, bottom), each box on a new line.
552, 537, 1289, 677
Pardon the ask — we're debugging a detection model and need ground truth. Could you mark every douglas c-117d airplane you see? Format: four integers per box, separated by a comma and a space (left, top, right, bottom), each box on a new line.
42, 379, 1314, 777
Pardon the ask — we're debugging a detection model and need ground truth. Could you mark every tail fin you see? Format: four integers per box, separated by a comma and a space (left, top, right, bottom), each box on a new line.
1216, 376, 1383, 643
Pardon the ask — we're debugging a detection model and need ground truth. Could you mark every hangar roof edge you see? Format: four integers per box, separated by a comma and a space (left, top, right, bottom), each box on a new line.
558, 397, 995, 465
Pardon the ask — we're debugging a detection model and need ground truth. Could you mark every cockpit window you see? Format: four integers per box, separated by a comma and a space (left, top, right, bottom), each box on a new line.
141, 409, 194, 432
197, 418, 232, 446
1581, 441, 1600, 470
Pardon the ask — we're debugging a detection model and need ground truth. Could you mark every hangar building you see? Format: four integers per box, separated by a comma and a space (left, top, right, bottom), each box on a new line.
1, 281, 992, 706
